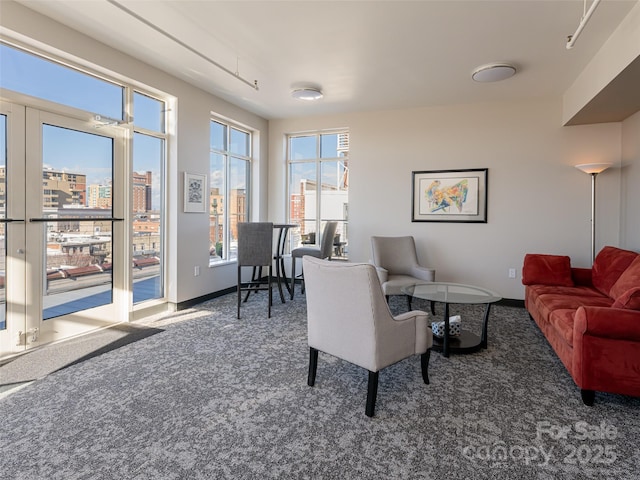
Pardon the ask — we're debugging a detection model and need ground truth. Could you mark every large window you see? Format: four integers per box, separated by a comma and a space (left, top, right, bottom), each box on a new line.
287, 131, 349, 258
209, 119, 251, 265
0, 42, 167, 308
132, 91, 166, 303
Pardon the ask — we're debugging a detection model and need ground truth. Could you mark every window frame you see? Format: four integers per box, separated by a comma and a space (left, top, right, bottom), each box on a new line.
0, 39, 170, 309
286, 130, 349, 256
131, 100, 167, 304
209, 116, 252, 266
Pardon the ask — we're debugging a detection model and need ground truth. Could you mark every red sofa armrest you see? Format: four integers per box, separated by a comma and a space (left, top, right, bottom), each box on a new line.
571, 267, 593, 287
574, 306, 640, 341
573, 306, 640, 396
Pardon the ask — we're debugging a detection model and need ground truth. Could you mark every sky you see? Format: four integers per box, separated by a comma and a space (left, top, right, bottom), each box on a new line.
289, 133, 347, 189
1, 43, 165, 210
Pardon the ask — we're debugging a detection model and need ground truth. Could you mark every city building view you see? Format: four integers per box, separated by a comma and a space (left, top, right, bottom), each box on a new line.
0, 165, 159, 325
209, 187, 246, 261
207, 130, 349, 265
287, 131, 349, 259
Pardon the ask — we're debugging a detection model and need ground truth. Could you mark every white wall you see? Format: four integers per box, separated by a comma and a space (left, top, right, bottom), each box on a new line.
0, 1, 270, 304
3, 1, 633, 305
270, 99, 622, 300
621, 110, 640, 251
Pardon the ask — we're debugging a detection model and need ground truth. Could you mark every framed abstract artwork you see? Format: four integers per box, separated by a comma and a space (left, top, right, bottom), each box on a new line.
184, 172, 207, 213
411, 168, 488, 223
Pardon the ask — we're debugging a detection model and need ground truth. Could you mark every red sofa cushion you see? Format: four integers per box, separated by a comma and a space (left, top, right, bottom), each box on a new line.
610, 256, 640, 300
548, 309, 576, 346
526, 285, 600, 297
533, 292, 612, 322
534, 293, 612, 310
592, 247, 638, 297
612, 287, 640, 310
522, 254, 573, 286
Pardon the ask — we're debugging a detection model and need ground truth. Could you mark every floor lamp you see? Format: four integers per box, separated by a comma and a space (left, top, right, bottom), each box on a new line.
575, 163, 612, 262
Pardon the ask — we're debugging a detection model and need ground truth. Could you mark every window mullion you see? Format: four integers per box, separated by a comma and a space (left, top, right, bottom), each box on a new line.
316, 136, 322, 237
224, 153, 230, 261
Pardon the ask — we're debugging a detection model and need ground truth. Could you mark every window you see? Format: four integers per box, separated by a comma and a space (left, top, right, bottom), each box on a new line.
0, 42, 123, 120
132, 92, 165, 304
287, 131, 349, 258
209, 118, 251, 265
0, 42, 167, 307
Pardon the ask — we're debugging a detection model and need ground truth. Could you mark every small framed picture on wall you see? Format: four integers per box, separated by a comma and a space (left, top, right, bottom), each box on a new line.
184, 172, 207, 213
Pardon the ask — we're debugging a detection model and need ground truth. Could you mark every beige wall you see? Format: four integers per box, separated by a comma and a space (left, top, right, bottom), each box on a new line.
1, 1, 269, 303
621, 110, 640, 251
3, 1, 634, 304
269, 99, 623, 300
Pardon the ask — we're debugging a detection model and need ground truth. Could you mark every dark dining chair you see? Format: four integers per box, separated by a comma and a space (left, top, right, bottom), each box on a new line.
237, 222, 273, 319
290, 221, 338, 299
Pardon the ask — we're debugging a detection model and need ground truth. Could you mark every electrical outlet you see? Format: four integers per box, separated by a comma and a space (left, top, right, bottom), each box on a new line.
508, 268, 516, 279
194, 266, 200, 276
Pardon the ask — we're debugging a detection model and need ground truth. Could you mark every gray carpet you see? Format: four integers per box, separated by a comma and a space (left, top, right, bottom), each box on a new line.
0, 323, 164, 387
0, 293, 638, 480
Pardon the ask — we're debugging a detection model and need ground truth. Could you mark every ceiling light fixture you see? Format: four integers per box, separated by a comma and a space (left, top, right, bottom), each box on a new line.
291, 87, 324, 101
471, 63, 517, 83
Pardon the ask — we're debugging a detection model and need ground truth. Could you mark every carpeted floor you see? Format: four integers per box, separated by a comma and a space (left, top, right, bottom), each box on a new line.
0, 323, 164, 389
0, 293, 638, 479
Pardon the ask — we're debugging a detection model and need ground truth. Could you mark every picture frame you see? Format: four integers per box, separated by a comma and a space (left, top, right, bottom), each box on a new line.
411, 168, 488, 223
183, 172, 207, 213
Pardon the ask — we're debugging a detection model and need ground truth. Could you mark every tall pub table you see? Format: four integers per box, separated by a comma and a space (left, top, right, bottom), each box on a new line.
402, 282, 502, 357
273, 223, 298, 303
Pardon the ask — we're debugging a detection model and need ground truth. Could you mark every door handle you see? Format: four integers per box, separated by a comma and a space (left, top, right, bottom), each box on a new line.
29, 217, 125, 222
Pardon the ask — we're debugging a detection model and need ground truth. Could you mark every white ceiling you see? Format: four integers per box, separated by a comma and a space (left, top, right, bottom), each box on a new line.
15, 0, 638, 120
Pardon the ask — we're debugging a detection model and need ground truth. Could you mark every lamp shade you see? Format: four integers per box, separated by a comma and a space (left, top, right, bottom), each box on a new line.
575, 163, 612, 174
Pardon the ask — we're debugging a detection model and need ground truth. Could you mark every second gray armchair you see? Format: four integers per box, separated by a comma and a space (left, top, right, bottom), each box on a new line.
371, 235, 435, 311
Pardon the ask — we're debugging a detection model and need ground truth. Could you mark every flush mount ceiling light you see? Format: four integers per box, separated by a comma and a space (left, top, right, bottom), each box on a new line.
471, 63, 517, 82
291, 87, 324, 101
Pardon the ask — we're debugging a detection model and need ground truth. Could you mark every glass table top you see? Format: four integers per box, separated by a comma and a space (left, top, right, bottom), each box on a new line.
402, 282, 502, 305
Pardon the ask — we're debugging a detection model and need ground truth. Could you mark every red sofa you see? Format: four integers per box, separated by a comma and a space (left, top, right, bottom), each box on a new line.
522, 246, 640, 405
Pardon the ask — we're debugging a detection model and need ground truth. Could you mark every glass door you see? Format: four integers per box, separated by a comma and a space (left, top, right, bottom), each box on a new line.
0, 104, 127, 358
0, 102, 26, 357
26, 108, 127, 347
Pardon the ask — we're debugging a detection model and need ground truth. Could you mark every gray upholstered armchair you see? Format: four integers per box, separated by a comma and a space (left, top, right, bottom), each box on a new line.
371, 235, 435, 311
303, 256, 433, 417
